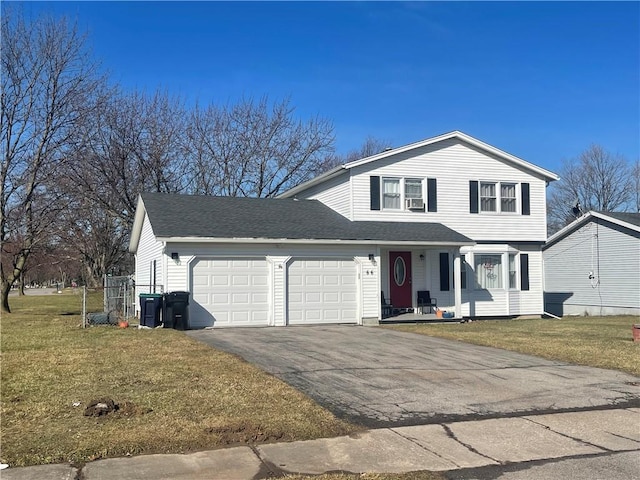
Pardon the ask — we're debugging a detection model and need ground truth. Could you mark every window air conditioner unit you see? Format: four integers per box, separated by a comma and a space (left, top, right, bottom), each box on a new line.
405, 198, 424, 210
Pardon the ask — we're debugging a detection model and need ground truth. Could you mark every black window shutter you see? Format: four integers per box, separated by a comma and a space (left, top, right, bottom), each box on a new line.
470, 181, 479, 214
370, 176, 380, 210
427, 178, 437, 212
439, 252, 450, 291
521, 183, 530, 216
520, 254, 530, 291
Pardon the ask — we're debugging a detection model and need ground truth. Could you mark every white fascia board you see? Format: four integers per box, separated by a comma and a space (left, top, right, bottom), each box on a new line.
544, 213, 593, 249
128, 195, 146, 253
157, 236, 475, 247
279, 132, 559, 199
590, 211, 640, 234
345, 131, 559, 182
544, 211, 640, 249
278, 165, 347, 198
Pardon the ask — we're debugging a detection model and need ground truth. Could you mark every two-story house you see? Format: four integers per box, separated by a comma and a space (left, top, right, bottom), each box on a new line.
129, 131, 558, 328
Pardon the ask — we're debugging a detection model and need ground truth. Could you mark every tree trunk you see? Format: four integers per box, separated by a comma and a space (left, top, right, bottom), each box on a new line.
18, 273, 25, 296
1, 280, 12, 313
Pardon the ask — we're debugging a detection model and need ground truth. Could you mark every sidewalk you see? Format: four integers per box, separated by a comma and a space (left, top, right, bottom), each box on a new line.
3, 408, 639, 480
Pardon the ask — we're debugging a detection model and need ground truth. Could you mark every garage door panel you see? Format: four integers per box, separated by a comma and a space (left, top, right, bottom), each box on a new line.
305, 292, 321, 303
191, 257, 269, 328
288, 258, 357, 325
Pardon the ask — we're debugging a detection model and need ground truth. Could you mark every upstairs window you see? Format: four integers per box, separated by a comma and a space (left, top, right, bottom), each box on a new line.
405, 179, 423, 199
478, 181, 518, 213
381, 177, 426, 210
480, 182, 497, 212
501, 184, 517, 213
382, 178, 401, 209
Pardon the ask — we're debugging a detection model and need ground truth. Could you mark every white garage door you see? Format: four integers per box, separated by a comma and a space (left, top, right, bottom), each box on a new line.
287, 258, 358, 325
191, 258, 270, 327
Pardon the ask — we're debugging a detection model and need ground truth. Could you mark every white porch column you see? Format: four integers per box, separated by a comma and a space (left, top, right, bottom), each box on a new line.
453, 249, 462, 318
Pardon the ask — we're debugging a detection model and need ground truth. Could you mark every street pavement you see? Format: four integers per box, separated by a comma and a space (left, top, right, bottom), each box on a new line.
3, 408, 639, 479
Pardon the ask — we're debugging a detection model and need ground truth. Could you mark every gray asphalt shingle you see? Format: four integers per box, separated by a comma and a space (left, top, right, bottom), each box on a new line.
141, 193, 472, 244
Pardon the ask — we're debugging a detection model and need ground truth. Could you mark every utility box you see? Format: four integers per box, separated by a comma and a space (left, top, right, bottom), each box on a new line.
139, 293, 163, 328
163, 291, 190, 330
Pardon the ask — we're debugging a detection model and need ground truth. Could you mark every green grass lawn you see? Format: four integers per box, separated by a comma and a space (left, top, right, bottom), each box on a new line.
386, 315, 640, 377
1, 292, 358, 467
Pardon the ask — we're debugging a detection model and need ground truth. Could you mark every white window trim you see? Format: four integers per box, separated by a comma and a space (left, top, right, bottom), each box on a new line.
478, 180, 520, 214
381, 176, 425, 211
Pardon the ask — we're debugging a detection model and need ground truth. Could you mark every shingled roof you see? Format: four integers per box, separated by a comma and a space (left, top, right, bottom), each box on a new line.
544, 210, 640, 249
599, 211, 640, 228
131, 193, 472, 251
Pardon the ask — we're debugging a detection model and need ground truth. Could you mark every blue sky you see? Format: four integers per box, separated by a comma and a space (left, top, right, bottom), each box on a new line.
18, 1, 640, 173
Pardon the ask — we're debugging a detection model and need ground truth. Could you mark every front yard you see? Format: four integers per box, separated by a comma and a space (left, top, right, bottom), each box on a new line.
2, 293, 637, 469
387, 315, 640, 377
0, 292, 357, 467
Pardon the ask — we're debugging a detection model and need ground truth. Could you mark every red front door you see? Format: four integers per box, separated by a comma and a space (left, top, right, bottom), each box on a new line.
389, 251, 412, 308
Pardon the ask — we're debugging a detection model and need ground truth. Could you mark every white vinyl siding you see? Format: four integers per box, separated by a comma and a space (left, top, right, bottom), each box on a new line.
544, 218, 640, 316
348, 139, 548, 242
296, 171, 352, 219
134, 213, 164, 301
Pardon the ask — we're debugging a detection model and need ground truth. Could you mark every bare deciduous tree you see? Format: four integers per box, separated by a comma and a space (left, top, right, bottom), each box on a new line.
547, 145, 634, 235
319, 135, 392, 172
185, 97, 335, 197
631, 159, 640, 214
0, 9, 104, 312
67, 89, 187, 227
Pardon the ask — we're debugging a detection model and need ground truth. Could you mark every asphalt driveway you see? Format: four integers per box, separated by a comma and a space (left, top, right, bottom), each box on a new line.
187, 325, 640, 428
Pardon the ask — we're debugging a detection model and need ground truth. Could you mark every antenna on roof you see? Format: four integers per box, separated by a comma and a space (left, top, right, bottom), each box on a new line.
571, 201, 583, 218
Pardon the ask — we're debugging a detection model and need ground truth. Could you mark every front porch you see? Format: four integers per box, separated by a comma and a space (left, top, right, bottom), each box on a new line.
379, 246, 464, 320
379, 311, 462, 324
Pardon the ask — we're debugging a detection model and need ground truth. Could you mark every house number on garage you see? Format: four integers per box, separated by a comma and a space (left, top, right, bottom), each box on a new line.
394, 257, 406, 286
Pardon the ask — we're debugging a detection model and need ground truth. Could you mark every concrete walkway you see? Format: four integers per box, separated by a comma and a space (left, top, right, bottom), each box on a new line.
4, 408, 639, 480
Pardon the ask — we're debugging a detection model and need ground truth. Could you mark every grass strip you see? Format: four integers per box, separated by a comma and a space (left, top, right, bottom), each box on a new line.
386, 315, 640, 377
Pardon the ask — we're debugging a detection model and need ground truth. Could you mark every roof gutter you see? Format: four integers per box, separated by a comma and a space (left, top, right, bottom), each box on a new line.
157, 236, 475, 247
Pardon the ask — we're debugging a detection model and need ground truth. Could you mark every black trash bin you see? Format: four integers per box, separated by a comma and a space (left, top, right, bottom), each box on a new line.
139, 293, 163, 328
163, 291, 190, 330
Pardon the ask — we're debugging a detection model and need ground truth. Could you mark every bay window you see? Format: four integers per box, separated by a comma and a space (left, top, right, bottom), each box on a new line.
474, 254, 503, 289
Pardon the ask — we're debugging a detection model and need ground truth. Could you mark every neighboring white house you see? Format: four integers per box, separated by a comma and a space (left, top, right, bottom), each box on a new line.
543, 211, 640, 316
129, 131, 559, 328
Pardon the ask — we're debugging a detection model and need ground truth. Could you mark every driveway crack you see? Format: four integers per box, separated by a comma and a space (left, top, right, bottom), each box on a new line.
442, 424, 501, 464
389, 427, 463, 468
522, 417, 611, 452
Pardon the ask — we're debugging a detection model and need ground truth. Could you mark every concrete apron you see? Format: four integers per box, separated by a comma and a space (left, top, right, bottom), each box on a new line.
4, 408, 639, 480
